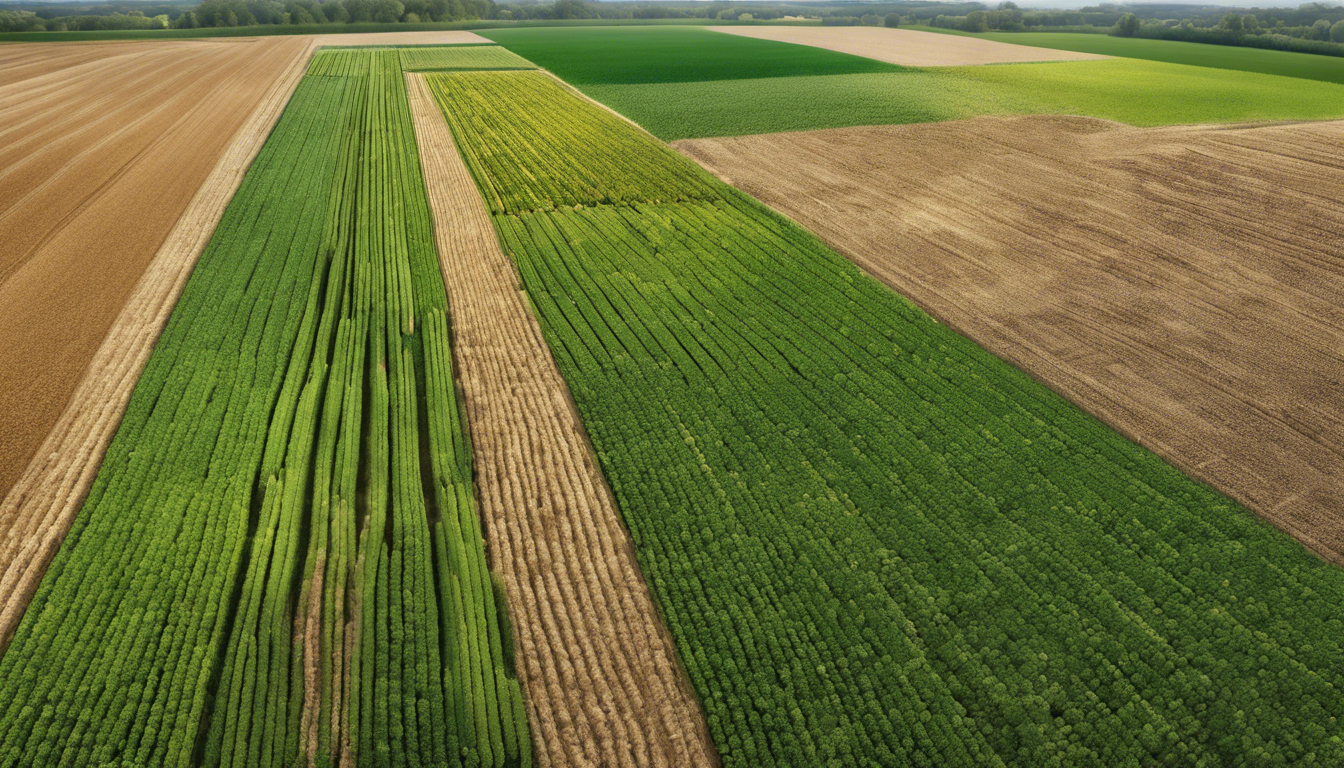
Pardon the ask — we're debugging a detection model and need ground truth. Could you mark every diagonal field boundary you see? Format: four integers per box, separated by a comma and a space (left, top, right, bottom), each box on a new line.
0, 37, 317, 653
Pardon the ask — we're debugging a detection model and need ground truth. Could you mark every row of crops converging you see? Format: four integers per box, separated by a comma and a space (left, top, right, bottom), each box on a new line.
426, 69, 1344, 767
0, 51, 531, 767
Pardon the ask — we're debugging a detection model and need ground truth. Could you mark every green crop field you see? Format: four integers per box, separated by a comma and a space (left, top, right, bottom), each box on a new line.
426, 68, 1344, 767
583, 58, 1344, 140
4, 16, 1344, 768
398, 44, 535, 71
478, 26, 907, 84
482, 27, 1344, 140
0, 49, 530, 768
913, 26, 1344, 84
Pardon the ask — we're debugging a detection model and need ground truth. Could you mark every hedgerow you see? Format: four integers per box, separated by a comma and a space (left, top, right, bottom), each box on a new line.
427, 69, 1344, 766
0, 51, 530, 768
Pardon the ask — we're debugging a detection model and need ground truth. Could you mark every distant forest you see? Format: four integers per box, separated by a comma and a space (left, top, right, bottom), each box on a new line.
2, 0, 1343, 57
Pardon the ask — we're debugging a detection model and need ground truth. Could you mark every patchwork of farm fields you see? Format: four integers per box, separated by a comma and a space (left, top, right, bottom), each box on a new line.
427, 68, 1344, 765
2, 22, 1344, 768
483, 26, 1344, 140
0, 35, 312, 502
0, 48, 530, 767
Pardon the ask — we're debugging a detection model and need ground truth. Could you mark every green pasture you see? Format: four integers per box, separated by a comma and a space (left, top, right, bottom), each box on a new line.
912, 26, 1344, 84
478, 25, 906, 84
586, 58, 1344, 140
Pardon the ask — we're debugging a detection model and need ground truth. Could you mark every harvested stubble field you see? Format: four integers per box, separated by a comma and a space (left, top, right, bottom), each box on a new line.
0, 35, 312, 502
408, 73, 715, 768
678, 115, 1344, 563
707, 25, 1107, 67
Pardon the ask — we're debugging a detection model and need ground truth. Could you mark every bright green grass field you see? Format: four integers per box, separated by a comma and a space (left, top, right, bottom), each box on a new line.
587, 58, 1344, 141
912, 26, 1344, 85
478, 25, 906, 84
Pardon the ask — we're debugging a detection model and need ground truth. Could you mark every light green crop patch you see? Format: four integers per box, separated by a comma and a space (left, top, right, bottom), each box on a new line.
945, 57, 1344, 127
584, 58, 1344, 140
399, 44, 536, 71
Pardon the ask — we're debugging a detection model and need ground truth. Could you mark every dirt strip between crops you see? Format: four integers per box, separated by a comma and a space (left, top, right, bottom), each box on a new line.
678, 115, 1344, 565
0, 36, 315, 651
408, 73, 719, 768
707, 25, 1106, 67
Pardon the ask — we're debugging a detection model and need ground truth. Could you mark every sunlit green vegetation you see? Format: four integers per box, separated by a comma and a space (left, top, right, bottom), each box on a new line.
479, 25, 907, 84
428, 67, 1344, 767
399, 44, 536, 71
584, 58, 1344, 140
915, 27, 1344, 84
0, 50, 530, 768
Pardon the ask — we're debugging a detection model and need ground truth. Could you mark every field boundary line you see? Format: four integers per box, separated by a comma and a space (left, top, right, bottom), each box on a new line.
0, 37, 317, 653
407, 71, 719, 768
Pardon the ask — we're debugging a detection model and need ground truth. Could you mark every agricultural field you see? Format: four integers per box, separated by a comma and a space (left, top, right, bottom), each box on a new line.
709, 24, 1106, 66
425, 67, 1344, 766
0, 47, 531, 767
914, 26, 1344, 84
0, 35, 311, 502
485, 27, 1344, 140
478, 26, 907, 83
2, 18, 1344, 768
678, 114, 1344, 563
407, 75, 716, 766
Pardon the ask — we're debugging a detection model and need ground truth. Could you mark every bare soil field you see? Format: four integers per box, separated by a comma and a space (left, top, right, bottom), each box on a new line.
0, 36, 312, 647
0, 40, 152, 88
0, 36, 311, 502
708, 25, 1106, 67
408, 73, 717, 768
678, 115, 1344, 564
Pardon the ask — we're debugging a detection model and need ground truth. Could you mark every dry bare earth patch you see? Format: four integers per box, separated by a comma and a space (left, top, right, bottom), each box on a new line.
0, 35, 313, 648
678, 115, 1344, 563
407, 73, 716, 768
707, 25, 1106, 67
0, 36, 312, 501
0, 41, 154, 88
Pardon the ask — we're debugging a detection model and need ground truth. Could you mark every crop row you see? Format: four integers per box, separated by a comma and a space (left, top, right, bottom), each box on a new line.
428, 69, 1344, 766
427, 70, 720, 214
0, 52, 530, 767
398, 45, 535, 72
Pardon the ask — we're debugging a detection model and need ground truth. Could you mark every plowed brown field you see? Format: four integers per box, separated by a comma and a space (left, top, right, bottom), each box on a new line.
708, 25, 1106, 66
678, 116, 1344, 564
408, 73, 718, 768
0, 36, 311, 502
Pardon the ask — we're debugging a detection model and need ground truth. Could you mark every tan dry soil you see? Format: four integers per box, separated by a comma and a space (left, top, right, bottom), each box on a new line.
677, 115, 1344, 564
708, 25, 1106, 67
0, 35, 314, 650
408, 73, 719, 768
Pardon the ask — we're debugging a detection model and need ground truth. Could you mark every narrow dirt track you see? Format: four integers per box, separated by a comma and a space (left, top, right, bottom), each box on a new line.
408, 73, 718, 768
0, 36, 311, 501
708, 25, 1106, 67
0, 36, 314, 649
678, 116, 1344, 564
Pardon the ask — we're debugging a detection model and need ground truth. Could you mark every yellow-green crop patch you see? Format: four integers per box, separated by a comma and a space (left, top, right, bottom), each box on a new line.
399, 44, 535, 72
